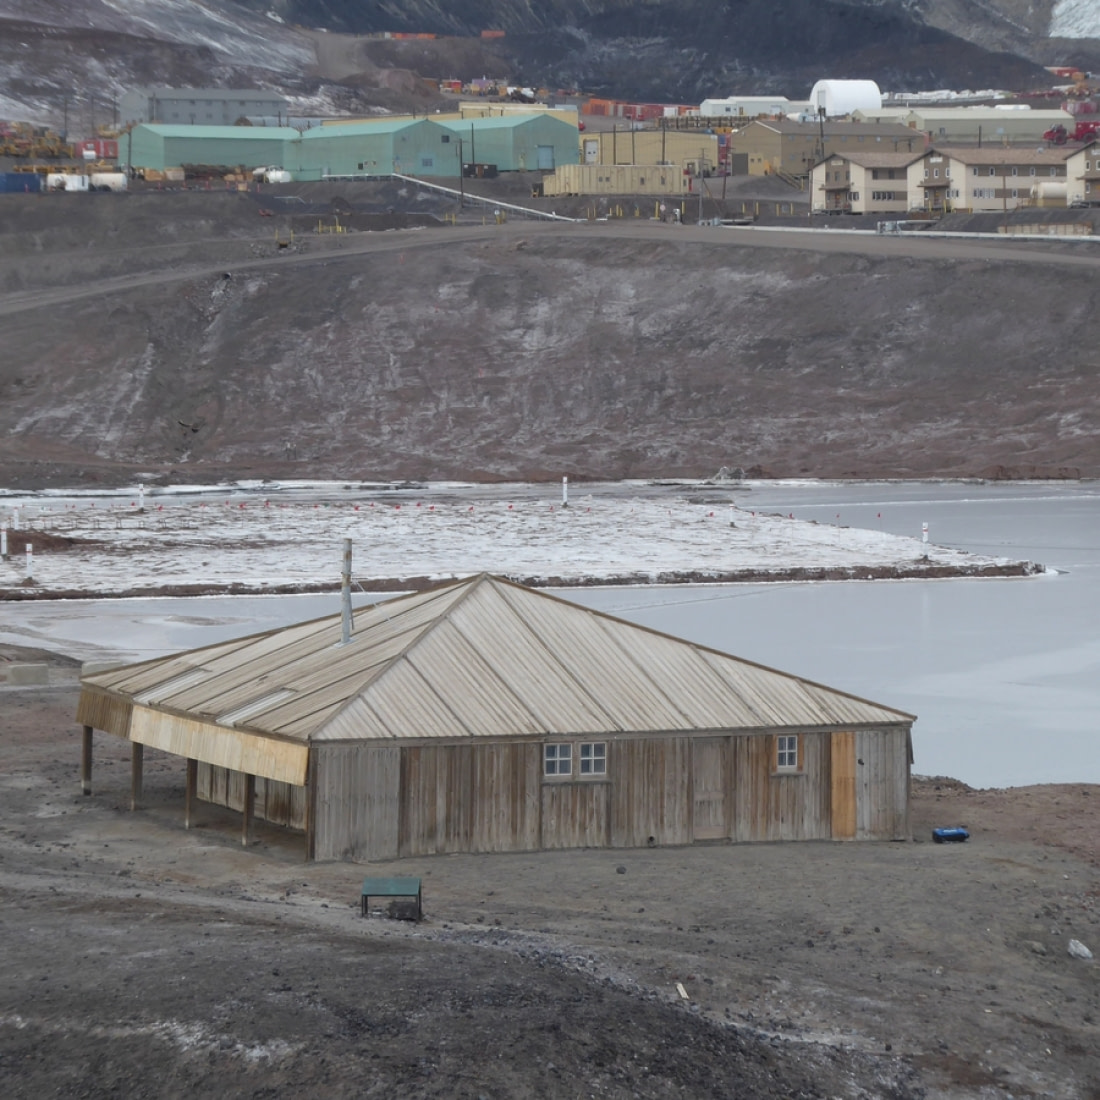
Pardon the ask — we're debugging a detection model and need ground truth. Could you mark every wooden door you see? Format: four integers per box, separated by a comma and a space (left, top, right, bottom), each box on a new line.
692, 738, 728, 840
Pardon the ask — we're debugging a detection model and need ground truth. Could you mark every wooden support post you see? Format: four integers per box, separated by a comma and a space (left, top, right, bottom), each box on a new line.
130, 742, 144, 811
184, 758, 198, 829
242, 773, 255, 847
81, 725, 93, 795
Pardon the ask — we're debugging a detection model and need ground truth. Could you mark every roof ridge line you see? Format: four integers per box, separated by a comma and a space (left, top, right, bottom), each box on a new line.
309, 574, 487, 741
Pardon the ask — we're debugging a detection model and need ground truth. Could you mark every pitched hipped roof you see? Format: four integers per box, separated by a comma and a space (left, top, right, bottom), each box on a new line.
81, 574, 913, 745
819, 150, 926, 169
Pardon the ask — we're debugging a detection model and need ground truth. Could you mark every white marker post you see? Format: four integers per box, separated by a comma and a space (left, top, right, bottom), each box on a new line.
138, 483, 145, 513
922, 522, 929, 545
25, 542, 33, 581
11, 506, 19, 531
1, 523, 7, 560
562, 476, 569, 508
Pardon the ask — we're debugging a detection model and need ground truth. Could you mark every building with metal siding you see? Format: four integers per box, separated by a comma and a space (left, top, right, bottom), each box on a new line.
127, 124, 299, 173
120, 88, 290, 127
292, 118, 452, 179
77, 574, 914, 861
438, 114, 580, 172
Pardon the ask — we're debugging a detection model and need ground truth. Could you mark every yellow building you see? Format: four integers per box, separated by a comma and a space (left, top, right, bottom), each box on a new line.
579, 130, 718, 176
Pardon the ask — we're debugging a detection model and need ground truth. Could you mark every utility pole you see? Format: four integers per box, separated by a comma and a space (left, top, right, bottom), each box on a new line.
698, 147, 705, 223
457, 135, 464, 207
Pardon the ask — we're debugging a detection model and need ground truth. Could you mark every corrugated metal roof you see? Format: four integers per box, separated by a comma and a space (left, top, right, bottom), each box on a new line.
304, 118, 433, 137
438, 115, 574, 133
136, 124, 299, 140
80, 574, 914, 744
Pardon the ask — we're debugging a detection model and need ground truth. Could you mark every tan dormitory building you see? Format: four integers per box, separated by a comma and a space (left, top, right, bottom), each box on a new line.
811, 144, 1079, 214
726, 120, 926, 180
810, 150, 927, 214
920, 146, 1075, 212
1065, 141, 1100, 205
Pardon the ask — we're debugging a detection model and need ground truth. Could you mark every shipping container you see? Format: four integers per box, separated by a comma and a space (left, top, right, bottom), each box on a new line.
0, 172, 41, 193
76, 138, 119, 161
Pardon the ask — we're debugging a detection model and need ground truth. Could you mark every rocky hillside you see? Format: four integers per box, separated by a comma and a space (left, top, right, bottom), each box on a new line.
0, 188, 1096, 488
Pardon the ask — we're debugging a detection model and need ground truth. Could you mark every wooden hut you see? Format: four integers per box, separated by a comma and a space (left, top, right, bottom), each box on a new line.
76, 574, 915, 860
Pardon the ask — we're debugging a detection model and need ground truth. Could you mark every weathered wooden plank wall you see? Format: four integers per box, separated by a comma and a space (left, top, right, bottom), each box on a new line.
399, 745, 474, 856
471, 743, 540, 852
184, 726, 910, 860
76, 691, 133, 739
732, 733, 831, 841
610, 738, 692, 848
830, 731, 857, 839
541, 782, 610, 848
313, 744, 400, 861
855, 729, 910, 840
692, 737, 730, 840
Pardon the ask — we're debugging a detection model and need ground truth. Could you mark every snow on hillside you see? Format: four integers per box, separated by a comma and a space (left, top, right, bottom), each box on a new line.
1050, 0, 1100, 38
0, 481, 1028, 596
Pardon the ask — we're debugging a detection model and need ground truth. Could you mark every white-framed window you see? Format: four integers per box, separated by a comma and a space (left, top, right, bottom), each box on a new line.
776, 735, 799, 771
544, 741, 607, 778
1011, 189, 1018, 198
544, 743, 572, 776
580, 742, 607, 776
1050, 167, 1057, 176
973, 167, 980, 177
989, 167, 996, 176
945, 168, 951, 178
1030, 167, 1037, 176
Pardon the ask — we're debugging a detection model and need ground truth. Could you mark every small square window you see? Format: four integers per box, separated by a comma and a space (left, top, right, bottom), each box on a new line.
544, 744, 572, 776
580, 742, 607, 776
776, 735, 799, 770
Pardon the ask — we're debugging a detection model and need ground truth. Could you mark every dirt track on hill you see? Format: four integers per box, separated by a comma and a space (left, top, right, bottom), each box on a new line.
0, 187, 1098, 489
2, 653, 1099, 1098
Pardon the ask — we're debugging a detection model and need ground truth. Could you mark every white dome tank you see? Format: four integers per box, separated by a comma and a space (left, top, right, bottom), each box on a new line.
809, 79, 882, 118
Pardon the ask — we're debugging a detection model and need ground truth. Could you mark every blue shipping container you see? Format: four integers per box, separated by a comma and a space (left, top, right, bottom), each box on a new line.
0, 173, 42, 193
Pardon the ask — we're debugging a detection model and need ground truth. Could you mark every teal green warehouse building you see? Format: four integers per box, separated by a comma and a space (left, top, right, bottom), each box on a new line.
290, 119, 453, 180
127, 114, 580, 179
127, 124, 298, 172
439, 115, 580, 171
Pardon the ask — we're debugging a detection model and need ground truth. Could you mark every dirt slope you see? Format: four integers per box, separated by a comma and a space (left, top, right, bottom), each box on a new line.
1, 188, 1098, 488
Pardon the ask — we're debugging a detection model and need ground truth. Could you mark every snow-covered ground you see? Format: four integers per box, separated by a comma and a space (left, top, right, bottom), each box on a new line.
0, 481, 1028, 596
1050, 0, 1100, 38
